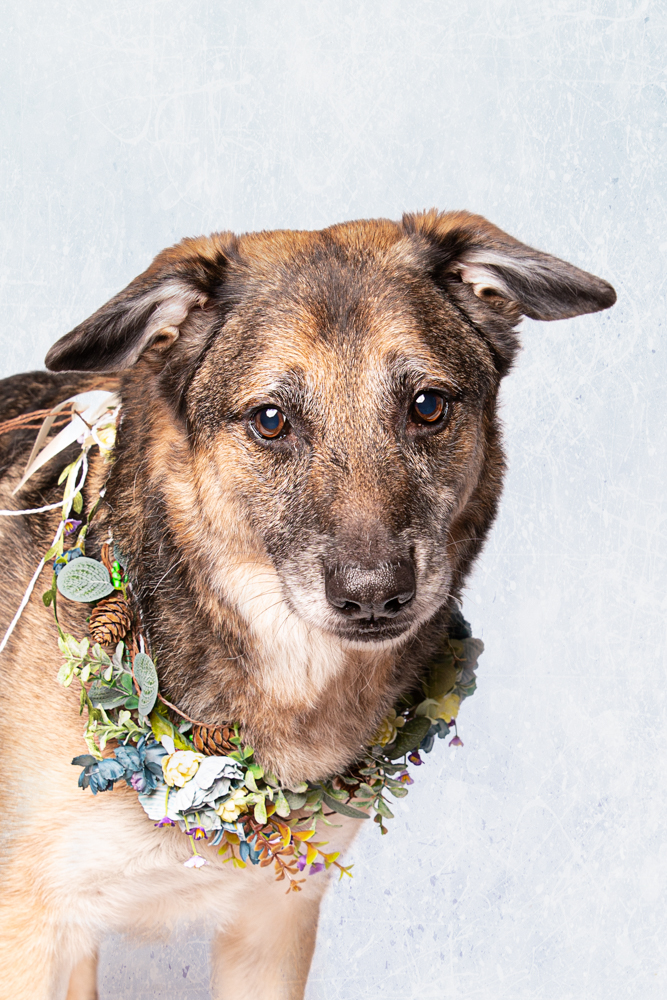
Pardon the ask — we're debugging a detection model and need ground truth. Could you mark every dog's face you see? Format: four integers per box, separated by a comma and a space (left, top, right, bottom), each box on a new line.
46, 212, 615, 649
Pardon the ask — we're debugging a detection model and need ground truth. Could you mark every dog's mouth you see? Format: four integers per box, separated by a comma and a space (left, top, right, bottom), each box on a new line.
330, 612, 417, 644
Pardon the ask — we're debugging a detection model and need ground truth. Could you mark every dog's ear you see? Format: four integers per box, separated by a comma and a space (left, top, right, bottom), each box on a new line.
45, 233, 238, 372
403, 210, 616, 365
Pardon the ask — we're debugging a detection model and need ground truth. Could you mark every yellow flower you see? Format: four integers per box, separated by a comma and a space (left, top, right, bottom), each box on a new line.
215, 788, 248, 822
435, 693, 460, 722
161, 750, 204, 787
372, 709, 406, 747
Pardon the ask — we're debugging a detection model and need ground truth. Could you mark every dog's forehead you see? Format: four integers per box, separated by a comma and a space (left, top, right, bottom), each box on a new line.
211, 226, 493, 403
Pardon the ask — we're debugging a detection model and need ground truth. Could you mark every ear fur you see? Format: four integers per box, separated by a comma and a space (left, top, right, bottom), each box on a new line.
45, 233, 238, 373
402, 209, 616, 365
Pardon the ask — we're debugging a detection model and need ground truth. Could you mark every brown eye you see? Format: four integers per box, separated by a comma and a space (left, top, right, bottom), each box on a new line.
254, 407, 286, 439
411, 391, 447, 425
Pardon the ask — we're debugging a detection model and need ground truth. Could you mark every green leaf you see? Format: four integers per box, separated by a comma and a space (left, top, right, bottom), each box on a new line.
42, 589, 54, 607
386, 716, 432, 759
242, 745, 254, 759
244, 770, 259, 793
374, 798, 394, 819
321, 792, 370, 820
58, 461, 76, 486
245, 763, 264, 779
424, 651, 458, 699
72, 491, 83, 514
88, 681, 128, 710
274, 789, 291, 818
133, 652, 158, 716
57, 558, 114, 603
387, 785, 409, 798
303, 789, 324, 813
148, 709, 190, 750
253, 797, 267, 825
283, 790, 307, 810
119, 672, 134, 693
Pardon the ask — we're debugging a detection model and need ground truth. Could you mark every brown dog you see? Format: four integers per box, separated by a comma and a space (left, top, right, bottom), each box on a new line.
0, 211, 615, 999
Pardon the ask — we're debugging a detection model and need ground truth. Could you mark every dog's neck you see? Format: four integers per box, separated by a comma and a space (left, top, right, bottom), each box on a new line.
101, 392, 439, 784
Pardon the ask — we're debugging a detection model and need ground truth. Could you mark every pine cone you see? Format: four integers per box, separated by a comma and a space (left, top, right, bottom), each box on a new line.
88, 593, 132, 644
192, 724, 236, 756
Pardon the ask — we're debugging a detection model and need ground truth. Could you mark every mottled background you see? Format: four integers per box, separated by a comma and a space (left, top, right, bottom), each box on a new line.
1, 1, 665, 998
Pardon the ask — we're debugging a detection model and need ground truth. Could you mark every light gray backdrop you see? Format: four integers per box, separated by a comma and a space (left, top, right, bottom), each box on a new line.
2, 2, 665, 998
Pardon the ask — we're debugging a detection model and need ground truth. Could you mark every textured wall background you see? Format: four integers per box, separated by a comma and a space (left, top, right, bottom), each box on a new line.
1, 1, 665, 998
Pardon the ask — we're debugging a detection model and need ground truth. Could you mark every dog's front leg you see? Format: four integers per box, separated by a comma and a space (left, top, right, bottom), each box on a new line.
209, 874, 326, 1000
65, 953, 99, 1000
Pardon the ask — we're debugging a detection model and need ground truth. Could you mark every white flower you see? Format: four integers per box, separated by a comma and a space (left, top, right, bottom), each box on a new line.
168, 756, 244, 813
183, 855, 208, 869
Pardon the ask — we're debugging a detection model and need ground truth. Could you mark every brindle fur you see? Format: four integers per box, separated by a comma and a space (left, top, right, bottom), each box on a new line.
0, 211, 615, 999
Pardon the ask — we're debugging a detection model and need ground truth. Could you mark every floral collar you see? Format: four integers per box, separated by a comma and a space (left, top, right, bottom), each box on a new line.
2, 395, 483, 890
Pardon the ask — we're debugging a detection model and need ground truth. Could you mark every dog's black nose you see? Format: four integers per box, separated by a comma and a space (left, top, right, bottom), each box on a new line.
325, 562, 416, 619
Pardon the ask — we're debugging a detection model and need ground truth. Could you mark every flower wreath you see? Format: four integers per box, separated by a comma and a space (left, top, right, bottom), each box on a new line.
0, 392, 483, 892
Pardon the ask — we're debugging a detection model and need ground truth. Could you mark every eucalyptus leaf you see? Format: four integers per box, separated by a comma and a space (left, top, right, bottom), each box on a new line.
57, 557, 114, 603
283, 790, 307, 810
88, 682, 128, 710
134, 652, 158, 716
322, 792, 370, 820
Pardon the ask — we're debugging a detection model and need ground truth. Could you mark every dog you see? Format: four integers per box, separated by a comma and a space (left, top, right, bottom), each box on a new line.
0, 210, 615, 1000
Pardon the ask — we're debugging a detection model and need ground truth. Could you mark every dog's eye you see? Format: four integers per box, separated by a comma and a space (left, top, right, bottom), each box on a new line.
411, 391, 448, 425
254, 407, 286, 439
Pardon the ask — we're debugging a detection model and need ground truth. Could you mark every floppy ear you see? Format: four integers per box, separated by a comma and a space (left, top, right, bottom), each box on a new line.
45, 233, 238, 373
403, 209, 616, 365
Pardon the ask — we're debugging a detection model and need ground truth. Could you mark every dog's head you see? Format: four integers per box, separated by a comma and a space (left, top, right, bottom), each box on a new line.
46, 211, 615, 650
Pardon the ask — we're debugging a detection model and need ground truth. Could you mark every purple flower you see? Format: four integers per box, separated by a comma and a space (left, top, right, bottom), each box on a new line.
397, 770, 414, 785
449, 735, 463, 747
130, 771, 147, 792
185, 827, 208, 841
64, 518, 83, 536
296, 855, 308, 871
308, 862, 325, 875
407, 750, 423, 766
154, 816, 175, 827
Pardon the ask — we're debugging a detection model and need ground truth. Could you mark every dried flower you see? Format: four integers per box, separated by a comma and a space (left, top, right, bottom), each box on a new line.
449, 735, 463, 748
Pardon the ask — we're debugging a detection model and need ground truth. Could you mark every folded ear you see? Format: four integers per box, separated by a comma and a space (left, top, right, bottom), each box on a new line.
45, 233, 238, 373
403, 209, 616, 365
